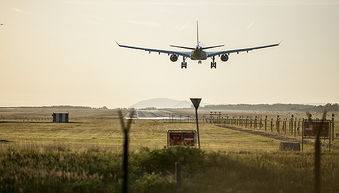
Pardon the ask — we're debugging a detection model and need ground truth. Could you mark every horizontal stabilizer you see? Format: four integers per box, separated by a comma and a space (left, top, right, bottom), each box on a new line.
170, 45, 195, 50
202, 45, 224, 50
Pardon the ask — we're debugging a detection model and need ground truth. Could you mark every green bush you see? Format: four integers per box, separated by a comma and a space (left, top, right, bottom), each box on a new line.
135, 147, 206, 175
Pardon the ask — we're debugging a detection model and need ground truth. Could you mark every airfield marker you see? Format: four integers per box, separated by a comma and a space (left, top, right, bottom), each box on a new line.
190, 98, 201, 149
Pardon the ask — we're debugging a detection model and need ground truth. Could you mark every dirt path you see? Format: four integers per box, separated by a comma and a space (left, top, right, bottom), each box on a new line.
218, 125, 338, 150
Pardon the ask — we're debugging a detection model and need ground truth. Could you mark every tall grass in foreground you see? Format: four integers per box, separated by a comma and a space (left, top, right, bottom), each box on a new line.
0, 146, 338, 193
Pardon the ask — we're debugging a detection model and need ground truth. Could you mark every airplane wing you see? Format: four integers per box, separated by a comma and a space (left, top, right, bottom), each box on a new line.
207, 43, 279, 57
116, 42, 191, 58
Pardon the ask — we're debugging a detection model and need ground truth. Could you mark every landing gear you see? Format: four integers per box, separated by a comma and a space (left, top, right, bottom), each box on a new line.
211, 62, 216, 68
198, 60, 202, 64
210, 56, 217, 69
181, 57, 187, 69
181, 62, 187, 68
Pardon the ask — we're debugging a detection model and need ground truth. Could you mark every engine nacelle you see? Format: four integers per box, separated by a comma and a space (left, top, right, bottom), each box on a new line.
170, 54, 178, 62
221, 54, 229, 62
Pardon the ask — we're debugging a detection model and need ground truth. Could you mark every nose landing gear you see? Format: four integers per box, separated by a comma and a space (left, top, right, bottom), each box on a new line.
181, 57, 187, 69
181, 62, 187, 68
210, 56, 217, 69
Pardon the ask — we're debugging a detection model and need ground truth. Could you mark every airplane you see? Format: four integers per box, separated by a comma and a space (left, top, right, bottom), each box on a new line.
116, 22, 279, 69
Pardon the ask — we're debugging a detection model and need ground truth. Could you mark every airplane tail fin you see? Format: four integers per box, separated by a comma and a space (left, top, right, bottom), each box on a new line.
197, 20, 199, 45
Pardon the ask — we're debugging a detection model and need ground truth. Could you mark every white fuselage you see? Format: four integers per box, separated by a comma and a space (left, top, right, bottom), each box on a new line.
190, 47, 207, 60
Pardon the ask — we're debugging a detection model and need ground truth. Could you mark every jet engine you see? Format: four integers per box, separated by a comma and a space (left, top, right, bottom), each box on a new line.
170, 54, 178, 62
221, 54, 229, 62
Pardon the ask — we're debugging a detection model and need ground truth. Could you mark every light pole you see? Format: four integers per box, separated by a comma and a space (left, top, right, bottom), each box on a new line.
190, 98, 201, 149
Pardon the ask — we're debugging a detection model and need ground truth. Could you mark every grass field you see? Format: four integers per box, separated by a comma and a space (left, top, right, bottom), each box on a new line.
0, 108, 338, 193
0, 112, 309, 152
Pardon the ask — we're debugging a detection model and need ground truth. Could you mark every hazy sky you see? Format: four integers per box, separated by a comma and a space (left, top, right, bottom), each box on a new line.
1, 0, 339, 108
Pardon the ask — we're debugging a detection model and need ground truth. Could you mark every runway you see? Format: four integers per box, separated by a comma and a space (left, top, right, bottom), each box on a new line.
125, 109, 192, 120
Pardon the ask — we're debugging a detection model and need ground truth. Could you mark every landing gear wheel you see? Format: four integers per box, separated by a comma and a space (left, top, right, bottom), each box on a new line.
181, 62, 187, 69
210, 62, 217, 69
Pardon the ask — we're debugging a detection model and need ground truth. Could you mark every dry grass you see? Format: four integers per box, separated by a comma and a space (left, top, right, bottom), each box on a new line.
0, 118, 297, 152
0, 108, 334, 152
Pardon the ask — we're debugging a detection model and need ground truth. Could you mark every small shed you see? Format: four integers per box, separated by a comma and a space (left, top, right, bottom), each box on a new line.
52, 112, 69, 123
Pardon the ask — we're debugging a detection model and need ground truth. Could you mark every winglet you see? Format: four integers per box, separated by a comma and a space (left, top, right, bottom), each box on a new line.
115, 41, 121, 46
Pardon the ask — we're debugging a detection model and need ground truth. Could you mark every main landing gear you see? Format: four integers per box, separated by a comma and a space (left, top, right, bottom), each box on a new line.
181, 57, 187, 69
210, 56, 217, 69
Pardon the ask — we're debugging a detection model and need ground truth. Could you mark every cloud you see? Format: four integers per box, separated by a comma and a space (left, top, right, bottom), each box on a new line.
174, 20, 191, 31
11, 8, 31, 15
12, 8, 24, 13
247, 21, 255, 30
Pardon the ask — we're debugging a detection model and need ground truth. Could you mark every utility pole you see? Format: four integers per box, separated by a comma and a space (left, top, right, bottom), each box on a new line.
190, 98, 201, 149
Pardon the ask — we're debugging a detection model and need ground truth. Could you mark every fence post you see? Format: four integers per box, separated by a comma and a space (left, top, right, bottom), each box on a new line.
218, 112, 221, 124
302, 118, 304, 151
276, 115, 280, 133
118, 110, 135, 193
290, 115, 293, 135
255, 116, 257, 128
314, 131, 321, 193
294, 116, 297, 137
298, 118, 301, 135
284, 118, 287, 135
332, 113, 335, 151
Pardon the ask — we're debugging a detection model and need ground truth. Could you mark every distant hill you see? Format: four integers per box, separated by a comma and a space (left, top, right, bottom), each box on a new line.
130, 98, 192, 109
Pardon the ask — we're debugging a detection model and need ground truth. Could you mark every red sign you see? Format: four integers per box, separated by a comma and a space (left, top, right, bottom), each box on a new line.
167, 130, 196, 147
303, 121, 330, 137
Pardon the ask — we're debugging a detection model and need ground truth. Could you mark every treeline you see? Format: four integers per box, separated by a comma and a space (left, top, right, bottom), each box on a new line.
41, 105, 92, 109
201, 103, 339, 112
0, 105, 109, 109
